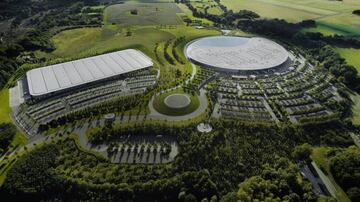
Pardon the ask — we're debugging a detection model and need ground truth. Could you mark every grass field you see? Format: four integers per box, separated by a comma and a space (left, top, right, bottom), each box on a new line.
0, 89, 28, 150
153, 89, 200, 116
222, 0, 322, 22
222, 0, 360, 36
40, 25, 220, 59
311, 147, 351, 202
44, 26, 174, 59
189, 0, 223, 15
104, 2, 183, 26
0, 89, 12, 123
335, 48, 360, 73
176, 3, 214, 25
303, 21, 360, 36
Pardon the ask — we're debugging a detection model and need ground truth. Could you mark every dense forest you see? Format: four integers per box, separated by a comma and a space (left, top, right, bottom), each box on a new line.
0, 123, 16, 154
1, 120, 353, 201
1, 0, 359, 201
329, 146, 360, 201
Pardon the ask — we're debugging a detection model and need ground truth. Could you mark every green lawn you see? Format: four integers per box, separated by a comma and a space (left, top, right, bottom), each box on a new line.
104, 2, 184, 26
0, 89, 11, 123
311, 147, 351, 202
177, 3, 214, 25
39, 25, 220, 59
153, 89, 200, 116
222, 0, 322, 22
0, 88, 28, 185
222, 0, 360, 36
0, 89, 28, 148
190, 0, 223, 15
317, 12, 360, 34
336, 48, 360, 72
43, 26, 174, 59
304, 21, 360, 36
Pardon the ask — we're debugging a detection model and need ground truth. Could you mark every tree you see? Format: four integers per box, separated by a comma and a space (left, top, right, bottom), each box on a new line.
220, 192, 237, 202
292, 143, 313, 163
329, 146, 360, 201
184, 193, 197, 202
0, 123, 16, 152
237, 158, 317, 202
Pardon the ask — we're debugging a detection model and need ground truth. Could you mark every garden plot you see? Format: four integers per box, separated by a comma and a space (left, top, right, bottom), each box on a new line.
104, 135, 179, 164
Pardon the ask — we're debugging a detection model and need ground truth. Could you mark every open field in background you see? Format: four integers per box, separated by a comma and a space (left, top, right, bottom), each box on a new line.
336, 48, 360, 72
311, 147, 351, 202
38, 25, 220, 60
222, 0, 322, 22
40, 26, 173, 59
222, 0, 360, 36
104, 2, 183, 26
316, 14, 360, 36
176, 3, 214, 25
303, 21, 360, 36
189, 0, 223, 15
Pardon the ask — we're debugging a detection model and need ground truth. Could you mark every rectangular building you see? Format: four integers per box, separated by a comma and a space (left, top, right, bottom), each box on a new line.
26, 49, 153, 99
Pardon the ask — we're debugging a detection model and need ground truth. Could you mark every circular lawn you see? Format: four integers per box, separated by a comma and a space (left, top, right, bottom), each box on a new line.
153, 90, 199, 116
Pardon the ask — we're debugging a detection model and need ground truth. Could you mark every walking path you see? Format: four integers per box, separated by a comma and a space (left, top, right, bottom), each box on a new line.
1, 62, 207, 164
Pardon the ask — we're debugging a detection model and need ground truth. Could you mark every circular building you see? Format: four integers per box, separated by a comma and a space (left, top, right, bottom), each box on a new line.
185, 36, 290, 74
164, 94, 191, 109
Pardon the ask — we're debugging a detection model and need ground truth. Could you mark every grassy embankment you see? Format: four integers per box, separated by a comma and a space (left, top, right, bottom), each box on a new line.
311, 147, 351, 202
0, 89, 28, 185
0, 89, 28, 148
153, 89, 200, 116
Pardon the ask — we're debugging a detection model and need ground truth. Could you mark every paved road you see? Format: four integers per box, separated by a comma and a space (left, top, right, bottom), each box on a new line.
1, 63, 208, 163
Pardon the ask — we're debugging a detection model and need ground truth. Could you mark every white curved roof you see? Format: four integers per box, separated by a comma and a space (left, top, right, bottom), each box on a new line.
185, 36, 289, 71
27, 49, 153, 96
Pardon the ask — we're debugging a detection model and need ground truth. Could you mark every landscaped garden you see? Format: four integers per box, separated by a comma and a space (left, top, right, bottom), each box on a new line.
153, 89, 200, 116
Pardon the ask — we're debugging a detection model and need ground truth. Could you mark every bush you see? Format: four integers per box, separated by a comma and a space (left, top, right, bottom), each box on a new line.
0, 123, 16, 152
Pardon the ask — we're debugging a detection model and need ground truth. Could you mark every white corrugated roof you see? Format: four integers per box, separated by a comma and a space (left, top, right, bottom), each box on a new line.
27, 49, 153, 96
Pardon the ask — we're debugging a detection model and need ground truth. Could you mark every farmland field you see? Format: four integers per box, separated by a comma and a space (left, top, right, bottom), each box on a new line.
104, 2, 183, 25
222, 0, 360, 36
303, 21, 360, 36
